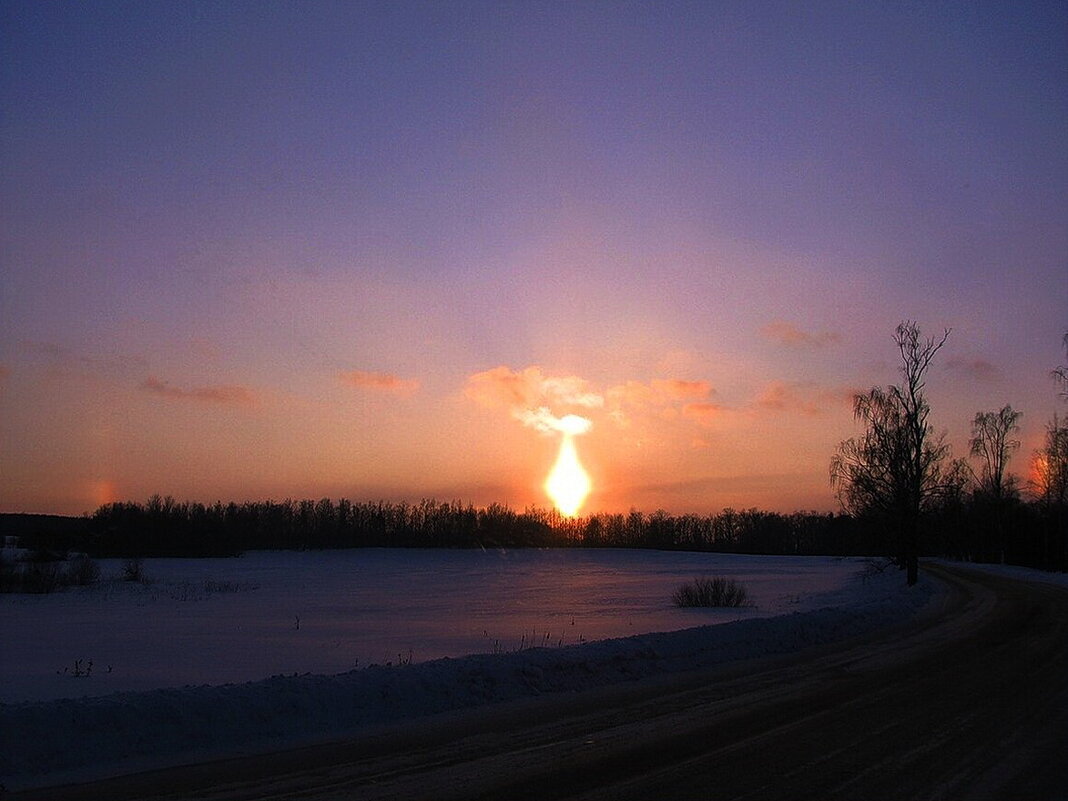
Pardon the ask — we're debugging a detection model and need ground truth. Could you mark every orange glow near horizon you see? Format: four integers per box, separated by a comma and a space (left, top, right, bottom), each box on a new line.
544, 433, 592, 517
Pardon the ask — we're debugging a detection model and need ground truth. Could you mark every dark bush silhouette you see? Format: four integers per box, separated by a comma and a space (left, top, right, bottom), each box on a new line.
672, 576, 750, 607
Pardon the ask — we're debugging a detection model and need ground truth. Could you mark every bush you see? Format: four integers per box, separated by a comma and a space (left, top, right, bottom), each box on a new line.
121, 557, 147, 583
65, 554, 100, 586
672, 576, 750, 608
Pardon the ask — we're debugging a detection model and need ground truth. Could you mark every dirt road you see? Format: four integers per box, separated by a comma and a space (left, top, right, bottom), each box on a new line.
17, 563, 1068, 800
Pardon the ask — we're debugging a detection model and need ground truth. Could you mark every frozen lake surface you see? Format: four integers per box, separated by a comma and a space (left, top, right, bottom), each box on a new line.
3, 548, 871, 703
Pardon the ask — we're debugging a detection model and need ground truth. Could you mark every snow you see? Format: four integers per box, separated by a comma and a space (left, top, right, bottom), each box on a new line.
929, 558, 1068, 589
0, 550, 938, 790
1, 549, 888, 704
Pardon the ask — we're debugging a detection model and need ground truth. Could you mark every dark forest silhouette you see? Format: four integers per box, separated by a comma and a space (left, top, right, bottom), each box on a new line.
1, 488, 1063, 573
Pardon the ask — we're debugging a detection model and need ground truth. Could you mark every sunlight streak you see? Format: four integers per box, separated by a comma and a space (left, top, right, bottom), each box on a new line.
545, 425, 592, 517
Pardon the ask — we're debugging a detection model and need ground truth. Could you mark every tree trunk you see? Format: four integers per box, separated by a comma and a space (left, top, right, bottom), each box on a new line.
905, 515, 919, 586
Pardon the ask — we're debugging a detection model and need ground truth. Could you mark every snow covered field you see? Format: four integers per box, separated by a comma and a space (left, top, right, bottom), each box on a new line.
1, 549, 939, 789
2, 548, 890, 704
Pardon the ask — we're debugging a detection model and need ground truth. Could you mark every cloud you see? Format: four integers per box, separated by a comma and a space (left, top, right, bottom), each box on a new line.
514, 408, 593, 436
650, 378, 713, 400
683, 401, 726, 425
465, 365, 723, 436
540, 376, 603, 408
465, 366, 602, 411
339, 369, 419, 395
944, 357, 1000, 382
140, 376, 258, 407
761, 320, 842, 348
753, 381, 855, 416
604, 380, 656, 410
606, 378, 713, 411
466, 366, 598, 436
465, 366, 541, 409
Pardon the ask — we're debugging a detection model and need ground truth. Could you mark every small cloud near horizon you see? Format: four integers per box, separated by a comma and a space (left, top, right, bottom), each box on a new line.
140, 376, 258, 407
339, 369, 420, 395
761, 320, 842, 348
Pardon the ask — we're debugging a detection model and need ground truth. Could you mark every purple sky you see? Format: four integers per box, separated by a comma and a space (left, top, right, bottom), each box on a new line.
2, 1, 1065, 516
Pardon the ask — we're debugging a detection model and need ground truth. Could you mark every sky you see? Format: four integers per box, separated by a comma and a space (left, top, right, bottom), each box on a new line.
1, 0, 1065, 517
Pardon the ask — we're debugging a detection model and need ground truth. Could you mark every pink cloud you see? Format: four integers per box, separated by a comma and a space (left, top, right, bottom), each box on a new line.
465, 366, 544, 409
464, 366, 601, 437
340, 370, 419, 396
140, 376, 258, 407
650, 378, 713, 401
464, 366, 601, 410
466, 366, 728, 435
605, 380, 656, 410
756, 381, 819, 415
606, 378, 713, 411
683, 401, 726, 425
761, 320, 842, 348
754, 381, 856, 416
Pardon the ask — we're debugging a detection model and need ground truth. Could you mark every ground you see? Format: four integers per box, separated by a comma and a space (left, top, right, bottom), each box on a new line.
10, 562, 1067, 800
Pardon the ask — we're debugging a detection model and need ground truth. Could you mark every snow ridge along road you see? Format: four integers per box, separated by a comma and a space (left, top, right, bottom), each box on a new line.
9, 562, 1068, 800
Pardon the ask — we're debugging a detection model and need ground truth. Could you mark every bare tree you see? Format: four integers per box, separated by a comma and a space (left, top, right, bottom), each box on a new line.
1027, 331, 1068, 516
832, 322, 957, 585
969, 405, 1022, 502
1052, 332, 1068, 400
969, 405, 1021, 563
1030, 414, 1068, 507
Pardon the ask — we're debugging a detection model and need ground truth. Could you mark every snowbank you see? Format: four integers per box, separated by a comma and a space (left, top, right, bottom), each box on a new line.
0, 566, 936, 790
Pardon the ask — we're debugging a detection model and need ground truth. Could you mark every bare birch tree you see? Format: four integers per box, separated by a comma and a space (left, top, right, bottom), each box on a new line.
832, 322, 958, 585
970, 405, 1021, 502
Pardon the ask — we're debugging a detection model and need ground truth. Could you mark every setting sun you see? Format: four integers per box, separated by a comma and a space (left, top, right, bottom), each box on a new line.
545, 433, 592, 517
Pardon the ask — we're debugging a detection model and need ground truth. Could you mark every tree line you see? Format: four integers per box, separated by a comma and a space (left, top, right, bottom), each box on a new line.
9, 480, 1058, 571
72, 498, 879, 557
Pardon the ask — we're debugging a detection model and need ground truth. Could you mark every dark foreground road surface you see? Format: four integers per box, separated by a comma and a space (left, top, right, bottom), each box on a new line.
14, 563, 1068, 801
